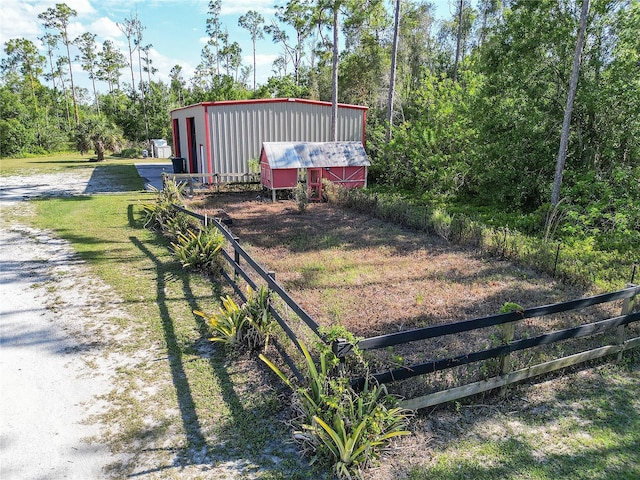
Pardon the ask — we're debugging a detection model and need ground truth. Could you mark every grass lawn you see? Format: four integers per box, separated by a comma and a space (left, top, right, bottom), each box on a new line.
27, 192, 324, 478
0, 152, 169, 176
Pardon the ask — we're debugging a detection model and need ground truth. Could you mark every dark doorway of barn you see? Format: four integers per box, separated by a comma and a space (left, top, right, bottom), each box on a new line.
186, 117, 198, 173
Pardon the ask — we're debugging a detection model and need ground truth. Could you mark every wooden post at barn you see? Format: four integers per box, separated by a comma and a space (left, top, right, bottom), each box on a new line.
617, 284, 636, 361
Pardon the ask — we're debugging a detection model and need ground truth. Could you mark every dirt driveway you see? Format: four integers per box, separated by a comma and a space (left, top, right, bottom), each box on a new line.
0, 171, 132, 479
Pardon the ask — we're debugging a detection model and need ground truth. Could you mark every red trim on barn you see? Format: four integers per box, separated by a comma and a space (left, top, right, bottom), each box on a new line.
170, 97, 369, 113
186, 117, 195, 173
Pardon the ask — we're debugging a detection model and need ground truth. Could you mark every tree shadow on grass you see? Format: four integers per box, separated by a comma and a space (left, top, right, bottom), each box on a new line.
399, 355, 640, 480
124, 235, 318, 479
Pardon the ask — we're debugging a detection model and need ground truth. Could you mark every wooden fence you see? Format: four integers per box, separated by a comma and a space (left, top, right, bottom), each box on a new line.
162, 172, 260, 196
171, 204, 323, 380
349, 285, 639, 410
171, 203, 639, 410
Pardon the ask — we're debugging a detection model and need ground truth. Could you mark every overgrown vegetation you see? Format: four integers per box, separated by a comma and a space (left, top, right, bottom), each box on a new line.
142, 179, 187, 231
171, 225, 225, 272
325, 184, 635, 291
260, 340, 411, 480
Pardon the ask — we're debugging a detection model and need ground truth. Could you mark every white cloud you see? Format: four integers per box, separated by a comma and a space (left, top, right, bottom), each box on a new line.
220, 0, 275, 16
254, 54, 278, 67
0, 1, 42, 45
89, 17, 122, 41
0, 0, 98, 47
148, 47, 195, 84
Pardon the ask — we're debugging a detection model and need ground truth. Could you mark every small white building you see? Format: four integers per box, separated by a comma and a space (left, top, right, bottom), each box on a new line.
170, 98, 368, 181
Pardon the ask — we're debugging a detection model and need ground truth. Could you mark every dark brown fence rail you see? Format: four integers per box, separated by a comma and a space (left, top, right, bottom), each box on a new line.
350, 285, 639, 410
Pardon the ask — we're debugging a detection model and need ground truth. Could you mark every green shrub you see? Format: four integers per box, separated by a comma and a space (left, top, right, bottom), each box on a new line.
294, 182, 309, 213
142, 179, 186, 231
119, 147, 141, 158
260, 340, 411, 479
195, 286, 276, 352
171, 224, 225, 272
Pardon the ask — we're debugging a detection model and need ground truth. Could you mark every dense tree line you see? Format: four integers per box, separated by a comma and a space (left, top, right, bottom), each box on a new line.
1, 0, 638, 252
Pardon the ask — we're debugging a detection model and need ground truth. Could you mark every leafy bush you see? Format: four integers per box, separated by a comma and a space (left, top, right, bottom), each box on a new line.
195, 286, 275, 351
142, 179, 186, 231
293, 182, 309, 213
119, 147, 141, 158
171, 224, 225, 272
260, 340, 410, 479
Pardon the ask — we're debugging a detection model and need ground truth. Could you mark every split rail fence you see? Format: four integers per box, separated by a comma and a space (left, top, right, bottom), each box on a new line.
172, 204, 640, 410
162, 172, 260, 196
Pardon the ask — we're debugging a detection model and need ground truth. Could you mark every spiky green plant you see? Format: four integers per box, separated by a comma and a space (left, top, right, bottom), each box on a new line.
195, 286, 276, 351
171, 225, 224, 271
243, 285, 276, 350
195, 295, 248, 348
142, 179, 186, 231
260, 339, 411, 479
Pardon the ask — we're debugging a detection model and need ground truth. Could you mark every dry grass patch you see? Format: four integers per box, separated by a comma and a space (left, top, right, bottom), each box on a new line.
186, 192, 634, 399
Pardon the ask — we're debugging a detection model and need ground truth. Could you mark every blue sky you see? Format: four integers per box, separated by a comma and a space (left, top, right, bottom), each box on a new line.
1, 0, 459, 93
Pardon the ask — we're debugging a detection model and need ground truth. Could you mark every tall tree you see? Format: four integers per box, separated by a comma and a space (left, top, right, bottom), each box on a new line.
205, 0, 223, 76
386, 0, 401, 142
550, 0, 591, 208
97, 40, 127, 106
315, 0, 383, 139
1, 38, 45, 127
38, 3, 79, 125
39, 33, 59, 93
142, 44, 157, 86
238, 10, 265, 91
453, 0, 464, 81
219, 31, 242, 80
315, 0, 342, 140
74, 32, 101, 114
117, 15, 140, 93
271, 0, 314, 85
169, 64, 185, 106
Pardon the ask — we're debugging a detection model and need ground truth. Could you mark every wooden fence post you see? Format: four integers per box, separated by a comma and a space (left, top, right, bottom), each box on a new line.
498, 321, 515, 395
617, 284, 636, 361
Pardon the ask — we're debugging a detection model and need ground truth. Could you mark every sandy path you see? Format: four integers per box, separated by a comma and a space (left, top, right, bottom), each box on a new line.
0, 171, 132, 479
0, 228, 112, 478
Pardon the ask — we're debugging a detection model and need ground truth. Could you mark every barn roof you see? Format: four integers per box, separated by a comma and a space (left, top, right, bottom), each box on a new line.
262, 142, 370, 169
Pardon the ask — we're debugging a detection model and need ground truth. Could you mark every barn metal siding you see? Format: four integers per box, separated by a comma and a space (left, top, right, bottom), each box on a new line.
203, 100, 365, 176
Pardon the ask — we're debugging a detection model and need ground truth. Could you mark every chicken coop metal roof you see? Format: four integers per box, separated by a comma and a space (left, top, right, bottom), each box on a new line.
262, 142, 370, 169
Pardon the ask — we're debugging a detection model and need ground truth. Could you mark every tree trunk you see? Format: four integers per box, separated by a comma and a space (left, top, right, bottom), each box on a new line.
331, 5, 339, 142
95, 141, 105, 161
65, 37, 79, 126
453, 0, 464, 82
550, 0, 590, 207
386, 0, 401, 143
253, 40, 257, 90
91, 76, 100, 115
